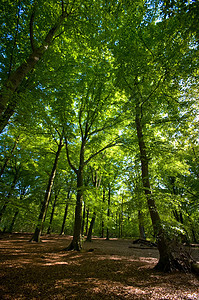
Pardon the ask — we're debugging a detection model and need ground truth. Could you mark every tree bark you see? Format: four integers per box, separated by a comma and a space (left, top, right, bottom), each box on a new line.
85, 209, 89, 236
86, 212, 96, 242
81, 201, 86, 236
65, 168, 84, 250
138, 210, 146, 240
7, 209, 19, 233
0, 136, 19, 177
30, 136, 63, 242
47, 194, 57, 234
0, 169, 19, 222
106, 185, 111, 240
60, 203, 69, 235
60, 187, 71, 235
101, 188, 105, 238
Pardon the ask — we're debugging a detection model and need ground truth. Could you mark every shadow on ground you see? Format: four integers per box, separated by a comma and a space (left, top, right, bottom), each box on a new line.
0, 233, 198, 299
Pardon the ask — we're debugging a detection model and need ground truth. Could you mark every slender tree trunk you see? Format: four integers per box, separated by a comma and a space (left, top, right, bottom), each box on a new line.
0, 136, 19, 177
106, 185, 111, 240
30, 136, 63, 242
138, 210, 146, 240
60, 188, 71, 235
85, 209, 89, 236
81, 201, 86, 235
86, 212, 96, 242
47, 195, 58, 234
101, 188, 105, 238
0, 170, 19, 222
60, 204, 69, 235
119, 197, 124, 238
8, 209, 19, 233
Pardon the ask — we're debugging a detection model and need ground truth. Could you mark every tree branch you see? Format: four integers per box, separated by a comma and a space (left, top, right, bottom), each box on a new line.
84, 139, 119, 166
30, 11, 35, 51
64, 136, 78, 174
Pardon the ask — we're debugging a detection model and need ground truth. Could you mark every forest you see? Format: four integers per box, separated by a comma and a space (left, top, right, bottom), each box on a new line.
0, 0, 199, 288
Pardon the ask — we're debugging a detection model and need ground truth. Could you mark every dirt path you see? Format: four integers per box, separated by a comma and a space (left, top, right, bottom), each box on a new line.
0, 233, 198, 299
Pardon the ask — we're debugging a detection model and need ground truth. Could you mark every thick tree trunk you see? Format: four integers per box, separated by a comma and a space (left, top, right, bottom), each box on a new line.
86, 212, 96, 242
30, 136, 63, 242
0, 11, 68, 132
135, 103, 195, 272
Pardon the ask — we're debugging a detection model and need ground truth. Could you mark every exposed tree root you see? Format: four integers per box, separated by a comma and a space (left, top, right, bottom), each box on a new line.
63, 240, 82, 251
155, 240, 198, 274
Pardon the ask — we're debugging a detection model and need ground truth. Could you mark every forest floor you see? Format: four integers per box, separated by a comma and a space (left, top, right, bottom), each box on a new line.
0, 233, 199, 299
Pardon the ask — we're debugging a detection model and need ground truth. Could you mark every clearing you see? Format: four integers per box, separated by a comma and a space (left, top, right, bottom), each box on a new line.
0, 233, 198, 299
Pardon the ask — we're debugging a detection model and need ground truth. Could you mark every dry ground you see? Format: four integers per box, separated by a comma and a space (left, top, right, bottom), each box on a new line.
0, 233, 198, 299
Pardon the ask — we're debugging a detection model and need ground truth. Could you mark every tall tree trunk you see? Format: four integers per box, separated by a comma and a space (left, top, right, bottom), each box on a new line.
119, 196, 124, 238
81, 201, 86, 236
65, 168, 83, 250
85, 208, 89, 236
0, 170, 19, 222
0, 10, 69, 132
60, 188, 71, 235
138, 210, 146, 240
86, 212, 96, 242
30, 136, 63, 242
101, 188, 105, 238
0, 136, 19, 177
8, 209, 19, 233
47, 195, 58, 234
60, 204, 69, 235
135, 102, 195, 272
106, 185, 111, 241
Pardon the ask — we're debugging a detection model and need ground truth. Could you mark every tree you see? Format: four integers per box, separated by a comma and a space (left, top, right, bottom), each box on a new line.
111, 0, 198, 271
30, 131, 64, 242
0, 1, 76, 132
61, 68, 123, 250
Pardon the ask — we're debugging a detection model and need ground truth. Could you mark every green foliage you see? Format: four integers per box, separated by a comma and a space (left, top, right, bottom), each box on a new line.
0, 0, 198, 242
